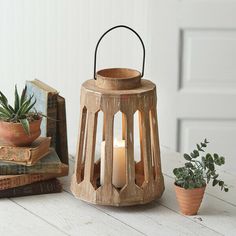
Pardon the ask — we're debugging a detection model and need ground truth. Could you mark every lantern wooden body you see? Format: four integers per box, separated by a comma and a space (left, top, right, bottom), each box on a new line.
71, 68, 164, 206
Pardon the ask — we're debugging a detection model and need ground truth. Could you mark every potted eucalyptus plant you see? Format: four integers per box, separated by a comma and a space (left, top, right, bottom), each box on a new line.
0, 85, 42, 146
173, 139, 228, 215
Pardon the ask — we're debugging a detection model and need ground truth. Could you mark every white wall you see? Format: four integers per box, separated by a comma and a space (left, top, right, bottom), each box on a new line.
0, 0, 155, 154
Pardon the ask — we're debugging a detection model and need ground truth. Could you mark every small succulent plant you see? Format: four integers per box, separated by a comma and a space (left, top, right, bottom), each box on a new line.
173, 139, 228, 192
0, 85, 41, 135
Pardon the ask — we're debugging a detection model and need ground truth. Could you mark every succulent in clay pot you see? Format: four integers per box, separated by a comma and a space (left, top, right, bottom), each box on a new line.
173, 139, 228, 215
0, 85, 42, 146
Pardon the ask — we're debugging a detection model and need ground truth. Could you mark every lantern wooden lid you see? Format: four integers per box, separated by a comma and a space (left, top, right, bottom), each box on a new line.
83, 78, 156, 97
95, 68, 141, 90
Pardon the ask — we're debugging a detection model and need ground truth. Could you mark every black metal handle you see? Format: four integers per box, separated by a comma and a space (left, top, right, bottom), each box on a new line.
94, 25, 146, 80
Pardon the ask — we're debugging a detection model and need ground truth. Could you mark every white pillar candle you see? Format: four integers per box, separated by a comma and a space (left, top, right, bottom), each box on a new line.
100, 139, 126, 188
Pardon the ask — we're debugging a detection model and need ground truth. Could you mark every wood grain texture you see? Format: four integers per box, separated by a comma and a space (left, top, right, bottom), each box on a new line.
0, 199, 66, 236
71, 70, 164, 206
95, 68, 141, 90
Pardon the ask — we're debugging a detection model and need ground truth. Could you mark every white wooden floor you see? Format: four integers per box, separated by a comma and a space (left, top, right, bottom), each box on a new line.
0, 148, 235, 236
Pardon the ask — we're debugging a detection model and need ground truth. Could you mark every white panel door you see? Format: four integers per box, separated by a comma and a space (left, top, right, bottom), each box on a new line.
150, 0, 236, 173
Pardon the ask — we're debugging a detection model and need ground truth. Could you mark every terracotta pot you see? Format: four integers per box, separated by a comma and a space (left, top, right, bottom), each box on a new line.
174, 184, 206, 215
0, 118, 42, 147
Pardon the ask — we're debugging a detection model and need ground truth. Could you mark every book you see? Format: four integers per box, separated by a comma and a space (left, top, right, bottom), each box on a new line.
0, 163, 68, 190
26, 79, 58, 148
56, 95, 69, 165
0, 149, 63, 175
0, 178, 62, 198
0, 137, 51, 166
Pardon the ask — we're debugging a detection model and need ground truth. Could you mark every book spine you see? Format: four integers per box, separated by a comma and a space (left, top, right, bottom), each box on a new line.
0, 179, 62, 198
47, 94, 58, 149
56, 96, 69, 165
0, 165, 68, 190
0, 163, 61, 175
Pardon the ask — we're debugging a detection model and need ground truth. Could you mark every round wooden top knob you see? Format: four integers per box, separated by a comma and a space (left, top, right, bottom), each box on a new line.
95, 68, 141, 90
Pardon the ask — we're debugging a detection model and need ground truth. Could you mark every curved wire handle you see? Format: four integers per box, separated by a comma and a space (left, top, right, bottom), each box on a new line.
94, 25, 146, 80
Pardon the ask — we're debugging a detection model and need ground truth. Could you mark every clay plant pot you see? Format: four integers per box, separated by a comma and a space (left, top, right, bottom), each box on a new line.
174, 184, 206, 215
0, 118, 42, 147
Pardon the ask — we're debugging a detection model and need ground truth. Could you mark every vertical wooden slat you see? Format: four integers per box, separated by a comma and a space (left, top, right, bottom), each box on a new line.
138, 110, 144, 164
75, 106, 87, 183
140, 109, 153, 182
150, 108, 162, 181
120, 111, 143, 204
102, 114, 106, 141
122, 113, 126, 140
124, 113, 135, 185
83, 111, 98, 182
103, 112, 114, 186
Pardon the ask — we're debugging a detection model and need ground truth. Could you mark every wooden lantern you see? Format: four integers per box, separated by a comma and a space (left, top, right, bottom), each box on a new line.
71, 25, 164, 206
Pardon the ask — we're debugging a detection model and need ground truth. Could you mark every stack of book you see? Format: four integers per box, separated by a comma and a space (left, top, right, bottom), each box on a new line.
0, 80, 69, 198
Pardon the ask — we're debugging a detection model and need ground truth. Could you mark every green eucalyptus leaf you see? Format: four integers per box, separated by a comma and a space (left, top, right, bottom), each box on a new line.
220, 157, 225, 165
219, 181, 224, 187
185, 162, 193, 168
201, 142, 207, 147
193, 150, 199, 157
190, 152, 196, 158
197, 144, 204, 152
184, 154, 191, 161
204, 138, 209, 144
209, 163, 215, 171
183, 182, 189, 189
206, 153, 214, 164
189, 182, 195, 189
213, 174, 219, 179
173, 168, 178, 176
213, 179, 219, 186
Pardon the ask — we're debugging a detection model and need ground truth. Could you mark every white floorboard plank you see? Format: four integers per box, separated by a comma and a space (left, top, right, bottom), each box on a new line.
94, 201, 220, 236
12, 192, 144, 236
0, 198, 66, 236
